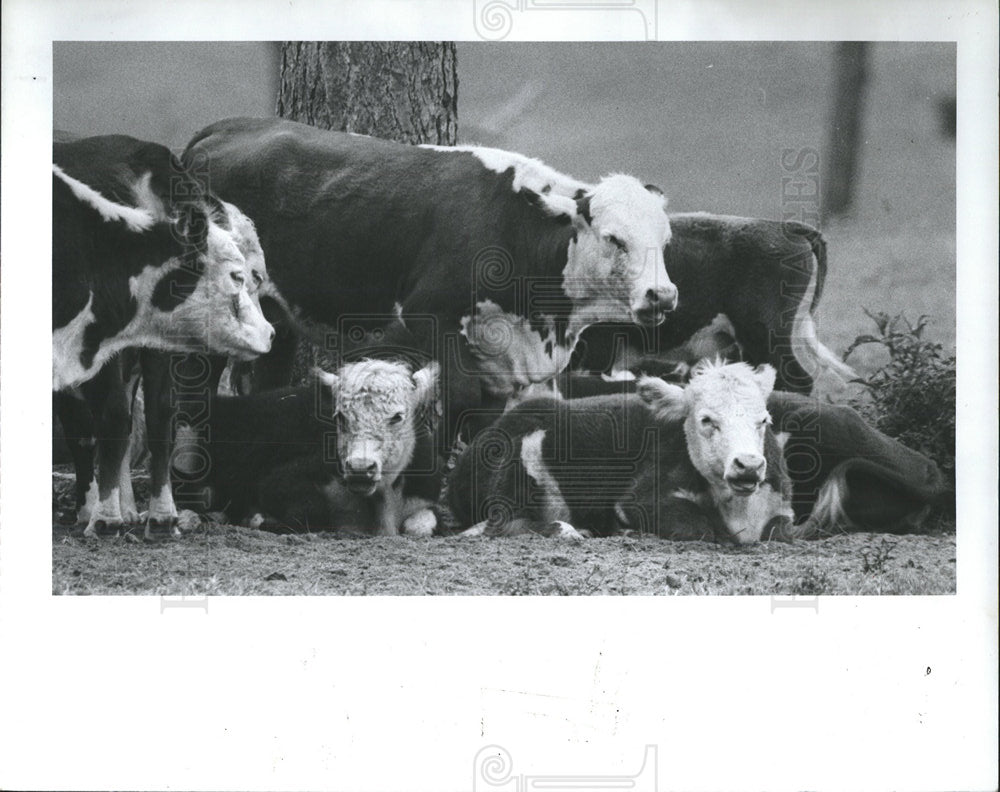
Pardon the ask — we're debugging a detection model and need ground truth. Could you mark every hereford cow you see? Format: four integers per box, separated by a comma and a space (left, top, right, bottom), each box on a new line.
446, 360, 793, 543
53, 133, 274, 537
172, 360, 442, 536
571, 213, 855, 393
183, 117, 676, 440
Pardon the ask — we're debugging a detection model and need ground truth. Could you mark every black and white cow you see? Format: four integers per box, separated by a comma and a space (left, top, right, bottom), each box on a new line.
446, 361, 793, 544
53, 134, 275, 537
171, 359, 443, 536
572, 213, 854, 394
182, 117, 676, 439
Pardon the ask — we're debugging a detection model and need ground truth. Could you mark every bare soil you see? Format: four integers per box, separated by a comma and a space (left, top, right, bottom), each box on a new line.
52, 469, 956, 596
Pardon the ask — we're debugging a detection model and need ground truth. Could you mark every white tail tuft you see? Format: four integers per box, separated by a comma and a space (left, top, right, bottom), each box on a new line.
791, 262, 857, 385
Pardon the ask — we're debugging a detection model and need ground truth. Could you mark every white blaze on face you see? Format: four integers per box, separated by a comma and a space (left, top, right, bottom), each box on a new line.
315, 360, 439, 497
680, 361, 776, 495
564, 175, 675, 328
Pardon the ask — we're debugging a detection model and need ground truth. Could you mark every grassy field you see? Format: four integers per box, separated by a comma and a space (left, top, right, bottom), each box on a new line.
51, 43, 956, 595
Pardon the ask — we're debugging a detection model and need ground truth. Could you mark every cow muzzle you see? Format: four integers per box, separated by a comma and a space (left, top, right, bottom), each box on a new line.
343, 456, 382, 496
725, 454, 766, 495
631, 284, 678, 326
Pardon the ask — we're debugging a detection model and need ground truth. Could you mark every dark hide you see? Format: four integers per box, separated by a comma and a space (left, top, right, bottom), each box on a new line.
172, 383, 442, 532
446, 393, 792, 543
573, 213, 827, 393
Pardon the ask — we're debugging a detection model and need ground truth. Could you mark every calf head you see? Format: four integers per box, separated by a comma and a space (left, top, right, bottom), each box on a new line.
316, 360, 439, 496
638, 360, 777, 497
564, 175, 676, 328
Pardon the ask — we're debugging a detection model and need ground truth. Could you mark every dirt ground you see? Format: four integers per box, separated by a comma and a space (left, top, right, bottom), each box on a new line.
52, 470, 956, 596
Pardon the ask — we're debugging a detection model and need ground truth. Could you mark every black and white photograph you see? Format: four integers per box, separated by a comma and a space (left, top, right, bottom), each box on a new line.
1, 1, 997, 790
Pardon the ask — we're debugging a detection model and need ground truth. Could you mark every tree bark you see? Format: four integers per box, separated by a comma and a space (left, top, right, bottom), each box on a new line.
276, 41, 458, 144
274, 42, 458, 382
822, 42, 870, 221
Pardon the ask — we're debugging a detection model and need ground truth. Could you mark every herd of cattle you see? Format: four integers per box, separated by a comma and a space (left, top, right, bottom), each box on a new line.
52, 117, 950, 545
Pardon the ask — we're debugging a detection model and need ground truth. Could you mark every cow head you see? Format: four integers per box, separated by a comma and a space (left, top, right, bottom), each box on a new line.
316, 360, 440, 496
160, 206, 275, 360
564, 175, 675, 328
638, 360, 776, 498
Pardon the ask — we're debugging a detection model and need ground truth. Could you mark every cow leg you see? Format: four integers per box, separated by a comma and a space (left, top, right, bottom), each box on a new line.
372, 484, 402, 536
53, 390, 98, 522
141, 351, 181, 538
82, 361, 134, 537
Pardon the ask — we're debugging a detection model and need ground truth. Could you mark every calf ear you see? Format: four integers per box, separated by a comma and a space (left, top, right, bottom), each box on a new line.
753, 364, 777, 397
313, 367, 339, 393
574, 193, 593, 227
411, 361, 440, 411
636, 376, 686, 421
644, 183, 667, 208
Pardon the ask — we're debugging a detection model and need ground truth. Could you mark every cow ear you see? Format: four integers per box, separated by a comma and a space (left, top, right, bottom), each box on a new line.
637, 375, 686, 421
644, 184, 667, 209
411, 361, 440, 410
313, 367, 339, 393
753, 364, 777, 396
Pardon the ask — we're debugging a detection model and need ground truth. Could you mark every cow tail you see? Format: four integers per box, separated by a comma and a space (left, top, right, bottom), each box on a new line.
790, 226, 856, 385
804, 226, 828, 316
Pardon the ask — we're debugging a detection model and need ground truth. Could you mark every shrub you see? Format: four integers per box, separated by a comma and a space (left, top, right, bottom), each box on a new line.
845, 310, 956, 479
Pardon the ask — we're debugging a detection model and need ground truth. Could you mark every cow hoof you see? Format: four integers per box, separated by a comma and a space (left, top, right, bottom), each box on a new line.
546, 521, 584, 541
460, 522, 488, 538
177, 510, 202, 532
85, 517, 123, 538
145, 515, 182, 541
402, 509, 436, 538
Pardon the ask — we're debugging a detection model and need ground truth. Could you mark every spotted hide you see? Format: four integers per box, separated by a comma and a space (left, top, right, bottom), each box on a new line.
53, 134, 274, 392
446, 361, 793, 543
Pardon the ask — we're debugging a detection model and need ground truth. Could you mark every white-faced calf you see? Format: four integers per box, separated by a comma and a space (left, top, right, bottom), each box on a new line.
172, 359, 442, 536
446, 360, 793, 543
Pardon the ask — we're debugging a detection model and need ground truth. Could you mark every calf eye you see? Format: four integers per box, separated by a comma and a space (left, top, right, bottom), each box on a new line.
230, 270, 245, 287
389, 412, 404, 425
605, 234, 627, 252
699, 415, 718, 431
251, 271, 264, 286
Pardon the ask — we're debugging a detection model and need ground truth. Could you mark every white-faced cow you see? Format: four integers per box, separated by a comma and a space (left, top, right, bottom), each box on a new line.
571, 213, 855, 394
172, 359, 442, 536
446, 360, 793, 543
52, 133, 274, 538
182, 117, 675, 440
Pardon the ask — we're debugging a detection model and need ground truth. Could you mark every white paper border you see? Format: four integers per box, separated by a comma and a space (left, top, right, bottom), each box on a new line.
1, 2, 996, 790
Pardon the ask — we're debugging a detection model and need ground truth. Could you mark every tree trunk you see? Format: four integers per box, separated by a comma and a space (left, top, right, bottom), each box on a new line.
822, 42, 870, 221
276, 41, 458, 144
273, 42, 458, 382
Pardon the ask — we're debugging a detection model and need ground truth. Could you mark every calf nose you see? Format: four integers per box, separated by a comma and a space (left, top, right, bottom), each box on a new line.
731, 454, 766, 477
646, 284, 678, 311
345, 457, 379, 480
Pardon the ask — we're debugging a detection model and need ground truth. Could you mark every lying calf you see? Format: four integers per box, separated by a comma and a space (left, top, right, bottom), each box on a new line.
446, 360, 793, 543
173, 359, 442, 535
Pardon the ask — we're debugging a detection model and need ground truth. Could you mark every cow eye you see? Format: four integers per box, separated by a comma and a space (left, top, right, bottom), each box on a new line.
699, 415, 718, 431
605, 234, 627, 252
389, 412, 404, 425
230, 270, 245, 287
251, 270, 264, 286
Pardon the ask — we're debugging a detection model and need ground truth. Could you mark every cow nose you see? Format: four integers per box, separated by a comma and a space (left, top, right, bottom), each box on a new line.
345, 458, 379, 479
645, 284, 678, 311
731, 454, 765, 476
